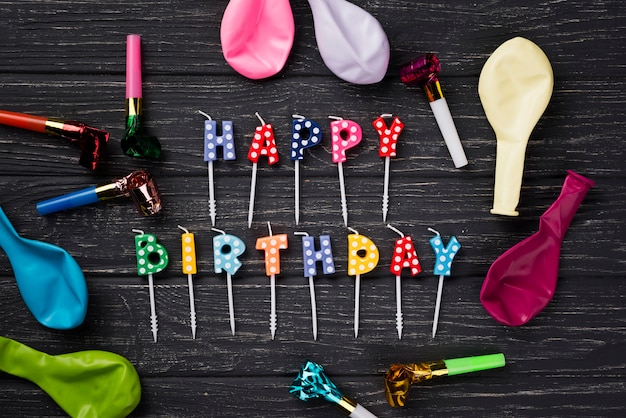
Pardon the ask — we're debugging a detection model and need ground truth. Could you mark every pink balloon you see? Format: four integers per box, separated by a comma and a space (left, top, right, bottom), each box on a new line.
220, 0, 295, 80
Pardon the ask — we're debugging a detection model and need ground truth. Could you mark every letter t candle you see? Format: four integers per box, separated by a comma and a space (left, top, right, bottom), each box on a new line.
400, 53, 468, 168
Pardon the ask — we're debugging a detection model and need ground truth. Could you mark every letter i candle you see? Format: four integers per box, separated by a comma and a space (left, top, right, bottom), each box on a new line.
291, 115, 323, 225
178, 226, 198, 339
256, 222, 288, 339
212, 228, 246, 335
199, 111, 236, 226
294, 232, 336, 340
387, 225, 422, 339
247, 113, 279, 228
399, 53, 467, 168
373, 114, 405, 222
330, 116, 363, 227
132, 229, 169, 342
428, 228, 461, 338
347, 228, 379, 338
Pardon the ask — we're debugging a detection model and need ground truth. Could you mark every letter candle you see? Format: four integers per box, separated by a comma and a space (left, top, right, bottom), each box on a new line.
373, 114, 405, 222
247, 113, 279, 228
294, 232, 336, 340
212, 227, 246, 335
399, 53, 468, 168
199, 111, 236, 226
428, 228, 461, 338
122, 34, 161, 159
256, 222, 288, 339
132, 229, 170, 342
36, 170, 162, 217
290, 360, 378, 418
387, 225, 422, 339
0, 109, 109, 171
178, 226, 198, 339
384, 354, 506, 407
330, 116, 363, 227
347, 227, 379, 338
291, 115, 323, 225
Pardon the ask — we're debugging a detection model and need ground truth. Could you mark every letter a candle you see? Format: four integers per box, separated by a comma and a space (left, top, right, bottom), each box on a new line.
256, 222, 288, 339
294, 232, 336, 340
199, 111, 236, 226
428, 228, 461, 338
212, 228, 246, 335
387, 225, 422, 339
247, 113, 279, 228
347, 227, 379, 338
330, 116, 363, 227
374, 114, 405, 222
291, 115, 323, 225
132, 229, 169, 342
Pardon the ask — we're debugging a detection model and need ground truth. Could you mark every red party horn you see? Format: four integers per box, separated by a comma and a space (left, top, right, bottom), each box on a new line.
480, 170, 595, 326
0, 109, 109, 171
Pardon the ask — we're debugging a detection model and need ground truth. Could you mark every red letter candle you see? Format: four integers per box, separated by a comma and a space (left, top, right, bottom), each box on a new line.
247, 113, 279, 228
374, 114, 405, 222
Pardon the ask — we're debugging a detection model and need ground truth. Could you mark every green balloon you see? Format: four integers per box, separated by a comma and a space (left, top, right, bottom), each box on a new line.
0, 336, 141, 418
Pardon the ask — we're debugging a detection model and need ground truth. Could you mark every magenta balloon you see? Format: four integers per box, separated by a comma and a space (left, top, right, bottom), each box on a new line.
220, 0, 295, 80
480, 170, 596, 326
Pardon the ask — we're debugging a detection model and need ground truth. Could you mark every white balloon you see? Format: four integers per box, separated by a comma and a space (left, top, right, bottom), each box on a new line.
308, 0, 390, 84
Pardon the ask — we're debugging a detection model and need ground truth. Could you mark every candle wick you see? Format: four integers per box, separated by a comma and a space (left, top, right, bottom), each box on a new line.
211, 227, 226, 235
267, 221, 273, 236
198, 110, 212, 120
328, 115, 343, 121
292, 114, 306, 120
428, 227, 441, 236
294, 231, 310, 237
380, 113, 393, 118
177, 225, 189, 234
387, 224, 405, 237
132, 228, 144, 235
347, 226, 359, 235
255, 112, 266, 126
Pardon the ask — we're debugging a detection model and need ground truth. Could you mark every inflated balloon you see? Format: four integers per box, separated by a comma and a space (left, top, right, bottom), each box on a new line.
307, 0, 390, 84
220, 0, 295, 80
0, 206, 87, 330
0, 336, 141, 418
480, 170, 596, 326
479, 37, 554, 216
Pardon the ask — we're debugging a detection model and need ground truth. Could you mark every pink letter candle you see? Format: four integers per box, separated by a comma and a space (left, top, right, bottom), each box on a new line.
330, 117, 363, 226
256, 222, 288, 339
213, 228, 246, 335
247, 113, 279, 228
291, 115, 323, 225
348, 228, 379, 338
374, 115, 405, 222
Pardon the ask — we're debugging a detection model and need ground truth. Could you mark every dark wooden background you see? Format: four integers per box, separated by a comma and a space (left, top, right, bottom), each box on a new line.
1, 1, 625, 416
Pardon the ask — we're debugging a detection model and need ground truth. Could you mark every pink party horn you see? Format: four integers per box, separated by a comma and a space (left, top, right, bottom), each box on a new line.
480, 170, 595, 326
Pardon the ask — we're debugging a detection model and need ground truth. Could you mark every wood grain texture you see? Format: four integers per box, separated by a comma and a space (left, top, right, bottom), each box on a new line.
1, 0, 625, 417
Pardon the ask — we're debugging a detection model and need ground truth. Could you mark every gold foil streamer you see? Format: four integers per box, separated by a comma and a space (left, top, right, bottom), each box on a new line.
384, 361, 448, 407
423, 81, 444, 102
126, 97, 142, 117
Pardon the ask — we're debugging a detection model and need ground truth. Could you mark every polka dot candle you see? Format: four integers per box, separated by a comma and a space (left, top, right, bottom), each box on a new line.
248, 122, 279, 165
256, 233, 289, 276
213, 233, 246, 276
134, 232, 169, 276
300, 234, 335, 277
390, 236, 422, 277
180, 231, 197, 275
429, 235, 461, 277
373, 115, 404, 158
331, 118, 362, 164
291, 116, 323, 161
204, 119, 236, 161
348, 233, 379, 276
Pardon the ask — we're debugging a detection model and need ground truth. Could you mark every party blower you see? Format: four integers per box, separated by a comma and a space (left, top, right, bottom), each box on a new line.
399, 54, 468, 168
384, 354, 506, 408
479, 37, 554, 216
290, 360, 378, 417
0, 109, 109, 171
36, 170, 162, 216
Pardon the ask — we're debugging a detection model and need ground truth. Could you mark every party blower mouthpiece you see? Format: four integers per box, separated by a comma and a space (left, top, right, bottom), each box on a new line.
0, 109, 109, 171
385, 354, 506, 408
36, 170, 162, 216
399, 54, 468, 168
122, 34, 161, 159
